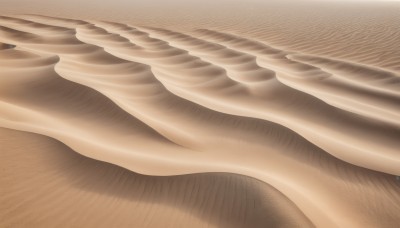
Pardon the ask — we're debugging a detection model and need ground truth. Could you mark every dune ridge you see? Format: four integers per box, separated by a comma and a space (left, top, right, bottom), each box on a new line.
1, 14, 400, 228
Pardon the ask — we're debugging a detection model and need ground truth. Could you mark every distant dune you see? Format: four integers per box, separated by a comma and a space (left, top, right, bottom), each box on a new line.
1, 1, 400, 227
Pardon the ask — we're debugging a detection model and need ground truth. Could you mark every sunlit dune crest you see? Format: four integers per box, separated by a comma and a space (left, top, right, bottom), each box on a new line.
1, 1, 400, 227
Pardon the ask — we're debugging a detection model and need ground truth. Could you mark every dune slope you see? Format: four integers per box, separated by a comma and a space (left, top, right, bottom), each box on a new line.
0, 13, 400, 228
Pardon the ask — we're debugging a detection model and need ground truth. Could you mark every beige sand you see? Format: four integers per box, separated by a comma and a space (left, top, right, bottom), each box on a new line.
0, 1, 400, 227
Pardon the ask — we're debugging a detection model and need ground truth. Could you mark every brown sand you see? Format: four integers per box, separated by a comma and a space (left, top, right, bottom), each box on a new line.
1, 1, 400, 227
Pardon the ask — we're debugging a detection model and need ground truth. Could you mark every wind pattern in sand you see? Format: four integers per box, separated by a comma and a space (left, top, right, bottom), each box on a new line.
1, 14, 400, 228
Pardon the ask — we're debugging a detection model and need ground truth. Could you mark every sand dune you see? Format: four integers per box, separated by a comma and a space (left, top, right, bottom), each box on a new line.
1, 127, 314, 228
1, 6, 400, 228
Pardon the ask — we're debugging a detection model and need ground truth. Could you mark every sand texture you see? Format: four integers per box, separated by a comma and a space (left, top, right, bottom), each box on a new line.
1, 1, 400, 227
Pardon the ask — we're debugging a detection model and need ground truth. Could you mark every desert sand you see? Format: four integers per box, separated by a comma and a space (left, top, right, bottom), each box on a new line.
1, 0, 400, 227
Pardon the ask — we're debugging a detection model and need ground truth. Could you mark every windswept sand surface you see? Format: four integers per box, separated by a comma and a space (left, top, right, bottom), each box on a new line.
1, 1, 400, 227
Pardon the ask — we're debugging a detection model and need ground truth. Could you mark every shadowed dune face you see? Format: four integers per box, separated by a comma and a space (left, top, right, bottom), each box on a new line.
0, 4, 400, 228
0, 42, 15, 49
0, 128, 313, 228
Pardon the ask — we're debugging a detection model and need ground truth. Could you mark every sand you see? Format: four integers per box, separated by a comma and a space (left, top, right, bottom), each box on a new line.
0, 1, 400, 227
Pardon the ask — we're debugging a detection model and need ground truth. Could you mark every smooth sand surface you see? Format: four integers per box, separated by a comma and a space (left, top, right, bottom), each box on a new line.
1, 1, 400, 227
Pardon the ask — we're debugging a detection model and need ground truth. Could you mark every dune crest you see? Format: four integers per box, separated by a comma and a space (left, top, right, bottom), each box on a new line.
1, 13, 400, 228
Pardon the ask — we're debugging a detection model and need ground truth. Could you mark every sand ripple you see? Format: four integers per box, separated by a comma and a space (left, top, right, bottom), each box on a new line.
1, 14, 400, 228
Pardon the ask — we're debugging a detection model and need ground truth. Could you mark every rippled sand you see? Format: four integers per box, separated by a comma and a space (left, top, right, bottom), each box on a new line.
1, 1, 400, 227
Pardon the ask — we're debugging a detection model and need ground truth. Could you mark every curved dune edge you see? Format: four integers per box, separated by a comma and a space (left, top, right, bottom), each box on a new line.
0, 14, 399, 228
0, 127, 314, 228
